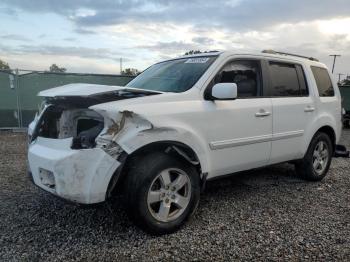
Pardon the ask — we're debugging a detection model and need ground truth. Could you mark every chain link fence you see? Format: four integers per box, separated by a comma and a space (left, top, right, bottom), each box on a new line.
0, 69, 134, 128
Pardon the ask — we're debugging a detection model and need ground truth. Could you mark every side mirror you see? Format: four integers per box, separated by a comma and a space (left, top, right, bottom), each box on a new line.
211, 83, 238, 100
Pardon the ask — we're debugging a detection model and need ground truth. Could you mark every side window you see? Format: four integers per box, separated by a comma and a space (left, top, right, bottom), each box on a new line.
268, 62, 308, 97
212, 60, 261, 98
311, 66, 335, 97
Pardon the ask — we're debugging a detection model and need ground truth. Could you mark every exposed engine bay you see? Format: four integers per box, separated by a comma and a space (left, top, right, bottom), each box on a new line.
32, 105, 104, 149
31, 87, 160, 150
27, 83, 205, 205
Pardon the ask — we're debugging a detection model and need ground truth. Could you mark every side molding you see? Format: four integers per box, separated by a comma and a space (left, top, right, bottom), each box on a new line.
209, 130, 304, 150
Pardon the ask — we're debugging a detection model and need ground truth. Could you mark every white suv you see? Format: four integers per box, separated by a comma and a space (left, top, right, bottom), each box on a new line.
28, 50, 342, 234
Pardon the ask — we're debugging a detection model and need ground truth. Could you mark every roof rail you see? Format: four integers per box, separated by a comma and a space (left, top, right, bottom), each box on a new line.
262, 49, 319, 62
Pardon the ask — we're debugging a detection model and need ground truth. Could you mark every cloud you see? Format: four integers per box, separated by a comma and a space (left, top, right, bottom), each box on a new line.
0, 53, 122, 74
2, 0, 350, 31
0, 44, 126, 61
192, 37, 214, 45
0, 6, 17, 16
74, 28, 96, 35
138, 41, 197, 55
63, 37, 76, 41
1, 1, 350, 74
1, 34, 31, 41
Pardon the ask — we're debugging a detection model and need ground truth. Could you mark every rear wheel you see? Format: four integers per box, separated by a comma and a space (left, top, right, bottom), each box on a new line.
124, 152, 200, 235
295, 132, 333, 181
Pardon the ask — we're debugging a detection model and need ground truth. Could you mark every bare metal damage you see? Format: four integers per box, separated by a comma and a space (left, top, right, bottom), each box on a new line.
58, 109, 102, 139
96, 110, 153, 156
28, 84, 204, 204
96, 110, 201, 164
28, 106, 201, 204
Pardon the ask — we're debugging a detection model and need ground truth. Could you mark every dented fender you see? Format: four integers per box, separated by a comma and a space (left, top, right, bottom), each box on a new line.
95, 110, 210, 174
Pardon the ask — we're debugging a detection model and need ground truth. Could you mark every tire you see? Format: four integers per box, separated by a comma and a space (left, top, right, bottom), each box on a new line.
295, 132, 333, 181
124, 152, 200, 235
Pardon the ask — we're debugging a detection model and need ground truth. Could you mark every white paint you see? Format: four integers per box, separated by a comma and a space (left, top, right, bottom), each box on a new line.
185, 58, 210, 63
28, 137, 120, 204
211, 83, 237, 100
28, 50, 342, 204
38, 83, 124, 97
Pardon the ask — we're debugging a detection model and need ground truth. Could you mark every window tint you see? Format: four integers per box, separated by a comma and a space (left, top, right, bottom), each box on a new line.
127, 56, 217, 93
311, 66, 334, 97
213, 60, 261, 98
268, 62, 307, 96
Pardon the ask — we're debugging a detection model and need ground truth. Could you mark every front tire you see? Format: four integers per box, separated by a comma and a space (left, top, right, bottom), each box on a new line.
295, 132, 333, 181
124, 152, 200, 235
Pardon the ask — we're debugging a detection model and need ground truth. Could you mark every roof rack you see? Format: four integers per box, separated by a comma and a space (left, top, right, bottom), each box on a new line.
262, 49, 319, 62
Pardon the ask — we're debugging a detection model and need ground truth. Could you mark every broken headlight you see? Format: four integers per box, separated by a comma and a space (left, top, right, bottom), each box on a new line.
71, 120, 104, 149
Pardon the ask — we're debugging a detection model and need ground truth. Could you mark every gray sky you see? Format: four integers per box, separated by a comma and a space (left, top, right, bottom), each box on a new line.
0, 0, 349, 79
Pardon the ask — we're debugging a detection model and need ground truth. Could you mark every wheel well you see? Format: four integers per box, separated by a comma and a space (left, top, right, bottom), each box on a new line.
127, 141, 201, 171
317, 126, 336, 150
107, 141, 202, 197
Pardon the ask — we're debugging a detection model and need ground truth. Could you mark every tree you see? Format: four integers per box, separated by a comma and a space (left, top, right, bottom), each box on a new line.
0, 59, 10, 70
49, 64, 67, 73
340, 78, 350, 86
184, 50, 219, 56
121, 68, 140, 76
184, 50, 202, 56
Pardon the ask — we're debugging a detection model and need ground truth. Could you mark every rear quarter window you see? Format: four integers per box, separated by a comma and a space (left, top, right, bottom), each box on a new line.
311, 66, 335, 97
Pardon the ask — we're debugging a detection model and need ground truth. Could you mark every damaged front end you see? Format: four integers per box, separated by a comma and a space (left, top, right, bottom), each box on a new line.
28, 85, 160, 204
31, 104, 105, 149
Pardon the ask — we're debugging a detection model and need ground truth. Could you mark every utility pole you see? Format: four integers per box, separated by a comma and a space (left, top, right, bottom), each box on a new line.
329, 54, 341, 73
337, 73, 344, 84
120, 58, 123, 75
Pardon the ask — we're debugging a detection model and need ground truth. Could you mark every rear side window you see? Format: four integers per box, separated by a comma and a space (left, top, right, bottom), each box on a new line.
311, 66, 334, 97
268, 62, 308, 97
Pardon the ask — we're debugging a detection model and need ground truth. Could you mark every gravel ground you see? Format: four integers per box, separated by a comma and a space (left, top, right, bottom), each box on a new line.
0, 130, 349, 261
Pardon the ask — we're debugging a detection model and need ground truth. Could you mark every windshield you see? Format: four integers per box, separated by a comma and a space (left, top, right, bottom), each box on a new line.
126, 56, 217, 92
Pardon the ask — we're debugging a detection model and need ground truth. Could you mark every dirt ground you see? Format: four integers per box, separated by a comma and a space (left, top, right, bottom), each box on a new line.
0, 130, 349, 261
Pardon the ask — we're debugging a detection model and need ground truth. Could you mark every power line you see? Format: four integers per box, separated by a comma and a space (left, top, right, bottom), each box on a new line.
329, 54, 341, 74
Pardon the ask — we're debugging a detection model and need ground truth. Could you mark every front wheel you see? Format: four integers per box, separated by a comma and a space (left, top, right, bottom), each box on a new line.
124, 152, 200, 235
295, 132, 333, 181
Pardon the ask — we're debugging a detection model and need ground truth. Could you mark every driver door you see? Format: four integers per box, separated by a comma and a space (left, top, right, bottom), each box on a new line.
202, 59, 272, 177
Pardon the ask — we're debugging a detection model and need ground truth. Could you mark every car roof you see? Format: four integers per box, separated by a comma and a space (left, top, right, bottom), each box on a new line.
174, 50, 327, 68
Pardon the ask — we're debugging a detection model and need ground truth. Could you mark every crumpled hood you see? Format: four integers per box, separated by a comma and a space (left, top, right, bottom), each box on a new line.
38, 83, 164, 108
38, 83, 126, 97
89, 91, 195, 122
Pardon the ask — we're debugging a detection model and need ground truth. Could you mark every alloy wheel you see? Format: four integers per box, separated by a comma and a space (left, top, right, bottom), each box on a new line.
312, 141, 329, 175
147, 168, 191, 222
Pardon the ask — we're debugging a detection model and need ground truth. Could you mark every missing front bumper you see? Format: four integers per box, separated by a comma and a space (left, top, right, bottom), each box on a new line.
28, 137, 121, 204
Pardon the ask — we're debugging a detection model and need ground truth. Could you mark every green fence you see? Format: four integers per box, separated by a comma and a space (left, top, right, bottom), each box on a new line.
339, 85, 350, 112
0, 70, 134, 128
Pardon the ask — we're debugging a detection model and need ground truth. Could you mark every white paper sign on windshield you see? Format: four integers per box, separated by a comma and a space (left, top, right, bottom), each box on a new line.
185, 58, 210, 64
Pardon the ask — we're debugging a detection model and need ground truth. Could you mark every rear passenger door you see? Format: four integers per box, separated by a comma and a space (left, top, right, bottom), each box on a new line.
264, 61, 316, 164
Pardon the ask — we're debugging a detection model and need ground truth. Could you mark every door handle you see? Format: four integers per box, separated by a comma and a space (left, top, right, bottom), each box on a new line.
255, 110, 271, 117
304, 106, 315, 112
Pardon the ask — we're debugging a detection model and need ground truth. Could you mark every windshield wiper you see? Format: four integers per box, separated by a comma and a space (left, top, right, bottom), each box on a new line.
121, 87, 165, 94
